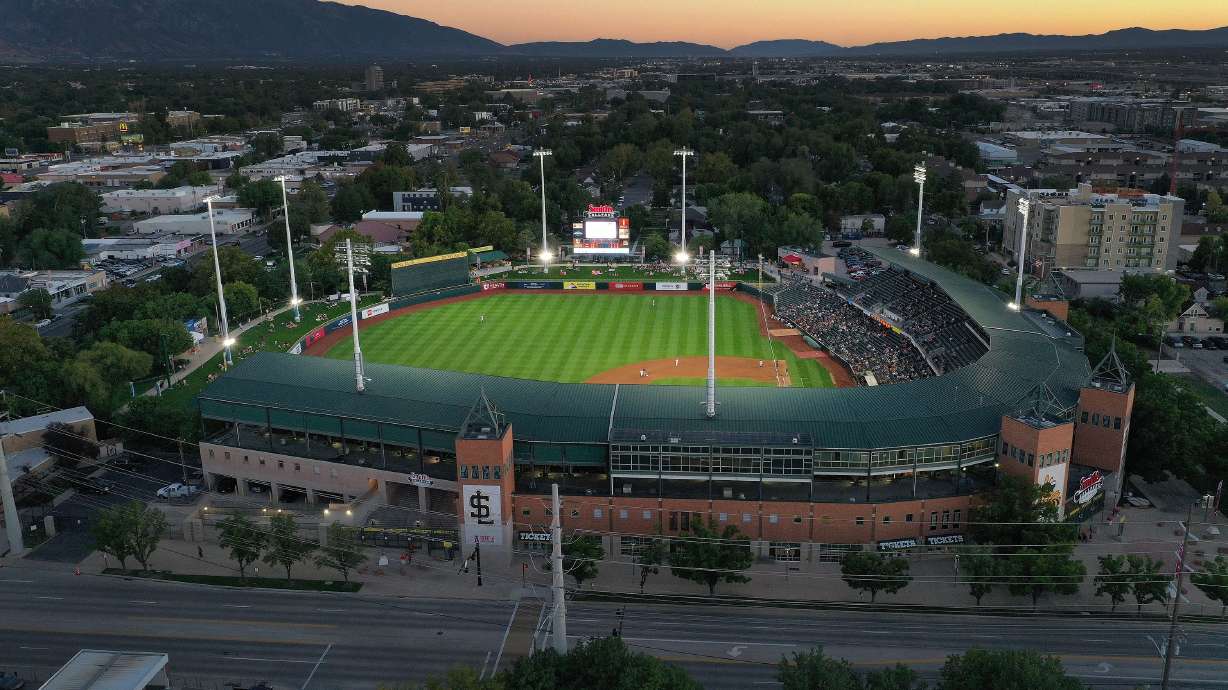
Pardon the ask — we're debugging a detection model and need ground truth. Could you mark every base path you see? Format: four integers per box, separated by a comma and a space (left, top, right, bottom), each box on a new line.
586, 356, 788, 386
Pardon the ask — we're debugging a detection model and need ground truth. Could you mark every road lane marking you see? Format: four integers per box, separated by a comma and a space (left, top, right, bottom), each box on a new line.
19, 646, 50, 650
315, 608, 346, 613
479, 651, 492, 680
577, 635, 796, 647
491, 598, 520, 678
299, 643, 332, 690
133, 616, 336, 630
223, 604, 252, 608
128, 600, 158, 604
860, 630, 892, 635
224, 656, 319, 664
36, 596, 64, 600
0, 579, 34, 583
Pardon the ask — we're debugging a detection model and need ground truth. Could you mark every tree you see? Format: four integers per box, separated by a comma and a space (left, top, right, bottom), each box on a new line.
777, 647, 862, 690
238, 179, 283, 220
72, 341, 153, 413
1126, 554, 1169, 615
219, 514, 266, 580
250, 132, 284, 161
501, 636, 701, 690
960, 547, 996, 605
98, 319, 192, 360
315, 523, 368, 582
1207, 189, 1228, 223
17, 288, 52, 319
637, 537, 666, 594
221, 281, 261, 322
128, 501, 167, 571
114, 396, 201, 447
332, 181, 376, 222
643, 232, 672, 261
841, 552, 912, 603
14, 182, 101, 237
263, 513, 315, 581
1093, 554, 1132, 612
668, 520, 754, 595
599, 143, 642, 185
561, 534, 604, 589
1003, 547, 1086, 610
91, 504, 134, 570
1191, 555, 1228, 616
708, 192, 768, 254
938, 649, 1085, 690
17, 227, 84, 269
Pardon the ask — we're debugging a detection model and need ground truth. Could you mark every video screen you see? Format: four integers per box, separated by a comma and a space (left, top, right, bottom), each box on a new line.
585, 219, 618, 239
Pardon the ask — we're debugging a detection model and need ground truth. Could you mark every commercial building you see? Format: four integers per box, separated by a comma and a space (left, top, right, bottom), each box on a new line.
1044, 148, 1228, 191
1066, 98, 1195, 133
312, 98, 362, 113
134, 208, 256, 236
0, 269, 109, 306
1004, 130, 1120, 152
838, 214, 886, 236
195, 250, 1130, 565
0, 152, 65, 172
100, 185, 219, 215
83, 236, 194, 261
393, 187, 474, 212
166, 110, 202, 129
976, 141, 1019, 168
37, 161, 166, 189
1003, 183, 1183, 274
365, 64, 385, 92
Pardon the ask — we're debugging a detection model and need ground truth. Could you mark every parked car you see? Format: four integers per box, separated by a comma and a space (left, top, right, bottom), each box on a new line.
155, 483, 200, 499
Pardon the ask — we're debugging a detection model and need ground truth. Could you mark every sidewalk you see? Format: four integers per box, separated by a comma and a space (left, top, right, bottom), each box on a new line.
144, 304, 293, 397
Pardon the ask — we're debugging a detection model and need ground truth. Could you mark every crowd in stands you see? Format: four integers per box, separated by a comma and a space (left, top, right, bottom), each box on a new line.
774, 276, 933, 385
844, 268, 988, 374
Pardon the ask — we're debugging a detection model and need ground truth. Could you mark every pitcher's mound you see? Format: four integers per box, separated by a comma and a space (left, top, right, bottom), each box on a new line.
586, 356, 789, 386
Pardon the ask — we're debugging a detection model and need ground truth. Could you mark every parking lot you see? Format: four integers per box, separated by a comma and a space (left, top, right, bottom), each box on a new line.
1163, 337, 1228, 387
26, 452, 200, 564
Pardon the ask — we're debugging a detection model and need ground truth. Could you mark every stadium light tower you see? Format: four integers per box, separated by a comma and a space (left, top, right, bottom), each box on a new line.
344, 239, 366, 393
705, 250, 717, 419
674, 147, 694, 264
1010, 198, 1031, 311
204, 196, 234, 367
534, 149, 552, 263
911, 164, 926, 257
274, 176, 302, 322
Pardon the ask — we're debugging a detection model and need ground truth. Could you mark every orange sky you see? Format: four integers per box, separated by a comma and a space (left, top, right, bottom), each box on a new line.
334, 0, 1228, 48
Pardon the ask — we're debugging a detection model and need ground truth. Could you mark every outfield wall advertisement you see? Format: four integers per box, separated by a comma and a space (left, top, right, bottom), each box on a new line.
507, 281, 558, 290
481, 282, 506, 291
563, 281, 597, 290
608, 282, 643, 291
655, 282, 688, 291
360, 303, 390, 320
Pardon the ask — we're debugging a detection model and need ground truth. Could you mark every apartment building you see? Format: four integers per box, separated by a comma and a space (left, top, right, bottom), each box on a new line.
1003, 183, 1183, 274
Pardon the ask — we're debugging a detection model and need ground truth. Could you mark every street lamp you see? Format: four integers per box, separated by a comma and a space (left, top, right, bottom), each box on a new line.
534, 149, 552, 261
911, 164, 926, 257
204, 196, 233, 367
274, 176, 302, 322
674, 147, 694, 257
1011, 197, 1031, 311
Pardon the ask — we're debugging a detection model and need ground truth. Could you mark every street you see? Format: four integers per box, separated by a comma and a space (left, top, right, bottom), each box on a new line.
0, 570, 513, 689
564, 601, 1228, 688
1, 571, 1226, 688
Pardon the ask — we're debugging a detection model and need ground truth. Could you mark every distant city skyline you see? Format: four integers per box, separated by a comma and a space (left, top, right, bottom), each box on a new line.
334, 0, 1228, 48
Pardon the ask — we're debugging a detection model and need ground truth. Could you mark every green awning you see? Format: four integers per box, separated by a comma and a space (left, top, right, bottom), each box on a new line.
470, 250, 508, 265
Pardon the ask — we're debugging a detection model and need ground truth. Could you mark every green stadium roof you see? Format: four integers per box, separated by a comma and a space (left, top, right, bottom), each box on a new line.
198, 253, 1090, 451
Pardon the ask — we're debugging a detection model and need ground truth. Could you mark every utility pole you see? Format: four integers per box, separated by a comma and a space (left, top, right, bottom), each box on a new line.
0, 435, 24, 556
472, 536, 483, 587
551, 483, 567, 653
1161, 503, 1194, 690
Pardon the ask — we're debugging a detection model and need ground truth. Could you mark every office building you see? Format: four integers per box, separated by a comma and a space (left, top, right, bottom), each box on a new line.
365, 64, 384, 92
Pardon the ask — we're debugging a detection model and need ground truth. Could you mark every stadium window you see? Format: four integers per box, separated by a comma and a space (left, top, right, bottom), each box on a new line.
1092, 413, 1100, 425
743, 513, 753, 523
493, 466, 501, 479
593, 508, 602, 519
855, 516, 864, 526
460, 466, 468, 479
208, 449, 214, 458
669, 512, 678, 530
313, 466, 320, 475
953, 510, 962, 528
482, 466, 490, 480
1102, 416, 1110, 428
1000, 441, 1008, 456
522, 508, 530, 517
258, 458, 264, 466
883, 515, 891, 525
930, 512, 938, 531
471, 465, 479, 478
570, 510, 579, 518
277, 460, 284, 469
294, 463, 300, 472
793, 516, 803, 524
680, 512, 691, 531
942, 510, 950, 529
224, 451, 231, 460
769, 514, 779, 524
619, 510, 628, 520
905, 513, 914, 523
1113, 416, 1122, 430
1027, 453, 1034, 467
719, 512, 728, 522
643, 510, 653, 520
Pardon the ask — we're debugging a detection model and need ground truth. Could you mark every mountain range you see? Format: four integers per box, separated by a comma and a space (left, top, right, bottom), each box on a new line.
0, 0, 1225, 61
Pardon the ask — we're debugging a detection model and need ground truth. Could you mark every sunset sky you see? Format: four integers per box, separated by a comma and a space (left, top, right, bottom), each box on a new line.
334, 0, 1228, 48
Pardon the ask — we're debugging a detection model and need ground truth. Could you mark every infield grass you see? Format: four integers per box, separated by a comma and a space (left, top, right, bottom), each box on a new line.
326, 293, 834, 388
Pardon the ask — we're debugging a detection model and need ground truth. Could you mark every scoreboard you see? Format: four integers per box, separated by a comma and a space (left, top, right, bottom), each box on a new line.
575, 205, 630, 254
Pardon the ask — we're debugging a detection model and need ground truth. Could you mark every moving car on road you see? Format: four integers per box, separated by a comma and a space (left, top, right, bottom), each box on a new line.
155, 483, 200, 499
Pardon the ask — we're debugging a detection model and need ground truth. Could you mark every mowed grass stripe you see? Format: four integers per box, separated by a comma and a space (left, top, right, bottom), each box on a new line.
327, 293, 833, 387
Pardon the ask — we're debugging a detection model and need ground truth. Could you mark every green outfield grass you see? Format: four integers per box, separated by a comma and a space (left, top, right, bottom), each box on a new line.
326, 293, 834, 388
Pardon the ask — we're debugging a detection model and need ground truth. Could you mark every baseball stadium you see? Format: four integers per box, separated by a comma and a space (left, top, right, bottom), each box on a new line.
194, 246, 1134, 563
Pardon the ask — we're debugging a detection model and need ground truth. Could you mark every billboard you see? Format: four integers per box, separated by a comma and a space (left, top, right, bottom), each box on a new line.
563, 281, 596, 290
585, 218, 618, 239
481, 281, 506, 291
463, 485, 503, 546
304, 326, 326, 347
655, 282, 688, 291
574, 239, 630, 254
360, 303, 390, 319
609, 282, 643, 291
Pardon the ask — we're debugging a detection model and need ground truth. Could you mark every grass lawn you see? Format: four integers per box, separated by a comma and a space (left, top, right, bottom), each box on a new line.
156, 297, 381, 411
1174, 374, 1228, 420
327, 293, 833, 388
499, 263, 771, 283
103, 568, 362, 592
